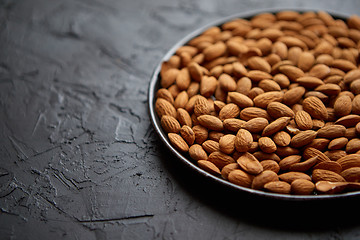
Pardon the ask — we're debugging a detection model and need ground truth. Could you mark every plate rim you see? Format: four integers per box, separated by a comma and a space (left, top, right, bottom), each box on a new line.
148, 7, 360, 201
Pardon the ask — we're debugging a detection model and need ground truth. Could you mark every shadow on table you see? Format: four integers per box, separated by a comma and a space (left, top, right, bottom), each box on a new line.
158, 143, 360, 232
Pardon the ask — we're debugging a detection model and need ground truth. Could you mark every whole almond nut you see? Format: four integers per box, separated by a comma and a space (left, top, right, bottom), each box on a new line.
258, 137, 277, 153
235, 76, 252, 94
273, 131, 291, 146
340, 167, 360, 182
279, 155, 302, 171
262, 117, 291, 136
174, 91, 189, 109
161, 115, 181, 133
247, 70, 272, 82
228, 92, 254, 108
176, 68, 191, 90
161, 68, 179, 88
219, 103, 240, 121
279, 65, 305, 82
290, 130, 317, 148
313, 161, 342, 174
168, 133, 189, 152
251, 170, 279, 189
328, 137, 349, 150
197, 115, 224, 131
309, 64, 330, 79
194, 96, 211, 116
221, 163, 240, 180
335, 114, 360, 127
337, 154, 360, 170
192, 125, 208, 144
261, 160, 280, 173
157, 88, 175, 104
291, 179, 315, 195
297, 52, 315, 71
303, 147, 331, 163
353, 95, 360, 114
317, 124, 346, 139
289, 156, 318, 172
282, 86, 306, 106
180, 125, 195, 145
264, 181, 291, 194
296, 76, 324, 89
200, 76, 217, 97
253, 91, 284, 108
248, 56, 271, 73
350, 79, 360, 95
155, 98, 177, 118
177, 108, 192, 127
203, 41, 226, 61
346, 138, 360, 153
344, 69, 360, 84
258, 79, 282, 92
302, 96, 328, 120
208, 151, 235, 169
223, 118, 245, 132
315, 83, 341, 96
331, 59, 357, 71
188, 62, 203, 82
324, 150, 347, 161
240, 107, 271, 121
312, 169, 346, 182
189, 144, 208, 161
267, 102, 295, 119
237, 152, 263, 175
219, 134, 236, 154
219, 73, 237, 92
202, 140, 220, 153
228, 169, 253, 188
294, 110, 313, 130
242, 117, 269, 133
197, 160, 221, 175
279, 172, 311, 183
235, 129, 253, 152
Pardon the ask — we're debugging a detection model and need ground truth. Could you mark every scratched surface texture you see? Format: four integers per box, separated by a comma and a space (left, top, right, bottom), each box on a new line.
1, 0, 360, 239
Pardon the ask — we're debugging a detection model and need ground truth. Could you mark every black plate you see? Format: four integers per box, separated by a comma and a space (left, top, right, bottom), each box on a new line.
148, 8, 360, 201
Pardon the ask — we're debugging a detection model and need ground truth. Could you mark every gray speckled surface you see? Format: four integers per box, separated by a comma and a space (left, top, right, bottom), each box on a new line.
1, 0, 360, 239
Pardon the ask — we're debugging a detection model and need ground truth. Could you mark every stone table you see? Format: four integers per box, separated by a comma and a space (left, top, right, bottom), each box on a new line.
1, 0, 360, 239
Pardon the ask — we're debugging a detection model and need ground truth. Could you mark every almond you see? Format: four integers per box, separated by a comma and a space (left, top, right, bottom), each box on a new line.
317, 124, 346, 138
202, 140, 220, 153
267, 102, 295, 119
258, 79, 281, 92
258, 137, 277, 153
161, 68, 179, 88
228, 169, 253, 188
279, 172, 311, 183
180, 125, 195, 145
161, 115, 181, 133
253, 91, 284, 108
344, 69, 360, 84
331, 59, 357, 72
200, 76, 217, 97
237, 152, 263, 175
297, 52, 315, 71
346, 138, 360, 153
291, 179, 315, 195
228, 92, 254, 108
353, 95, 360, 114
240, 107, 271, 121
264, 181, 291, 194
242, 117, 269, 133
221, 163, 239, 180
192, 125, 208, 144
262, 117, 291, 136
334, 95, 353, 117
273, 131, 291, 146
188, 62, 203, 82
197, 160, 221, 175
337, 154, 360, 170
155, 98, 177, 118
309, 64, 330, 79
177, 108, 192, 127
219, 134, 236, 154
261, 160, 280, 173
203, 41, 226, 61
328, 137, 349, 150
208, 151, 235, 169
340, 167, 360, 182
313, 161, 342, 174
235, 76, 252, 94
282, 86, 306, 106
223, 118, 245, 132
235, 129, 253, 152
219, 73, 237, 92
176, 68, 191, 90
335, 114, 360, 127
290, 130, 317, 148
303, 147, 331, 163
294, 110, 313, 130
197, 115, 224, 131
279, 65, 305, 82
302, 96, 328, 120
157, 88, 175, 104
312, 169, 346, 182
189, 144, 208, 161
219, 103, 240, 121
251, 170, 279, 190
279, 155, 302, 171
194, 96, 210, 116
315, 83, 341, 96
247, 70, 272, 82
174, 91, 189, 109
248, 56, 271, 73
289, 156, 318, 172
296, 76, 324, 89
168, 133, 189, 152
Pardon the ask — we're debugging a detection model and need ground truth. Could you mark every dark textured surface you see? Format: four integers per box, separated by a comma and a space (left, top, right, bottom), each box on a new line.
1, 0, 360, 239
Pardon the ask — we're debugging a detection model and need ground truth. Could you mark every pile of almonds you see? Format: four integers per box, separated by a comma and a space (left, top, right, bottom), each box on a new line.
155, 11, 360, 195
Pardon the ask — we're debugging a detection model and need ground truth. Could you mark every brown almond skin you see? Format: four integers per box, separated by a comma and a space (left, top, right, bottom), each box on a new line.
334, 95, 352, 117
155, 98, 177, 118
219, 134, 236, 155
228, 92, 254, 108
279, 155, 302, 171
279, 172, 311, 183
189, 144, 208, 161
340, 167, 360, 182
261, 160, 280, 173
317, 125, 346, 139
302, 96, 328, 120
242, 117, 269, 133
208, 151, 235, 169
336, 154, 360, 170
267, 102, 295, 119
291, 179, 315, 195
237, 152, 263, 175
228, 169, 253, 188
219, 103, 240, 121
161, 115, 181, 133
264, 181, 291, 194
262, 117, 291, 136
221, 163, 240, 180
312, 169, 346, 182
258, 137, 277, 153
168, 133, 189, 152
180, 125, 195, 145
294, 110, 313, 130
253, 91, 284, 108
197, 115, 224, 131
235, 129, 253, 152
251, 170, 279, 190
198, 160, 221, 175
304, 147, 331, 163
313, 161, 343, 174
273, 131, 291, 147
290, 130, 317, 148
